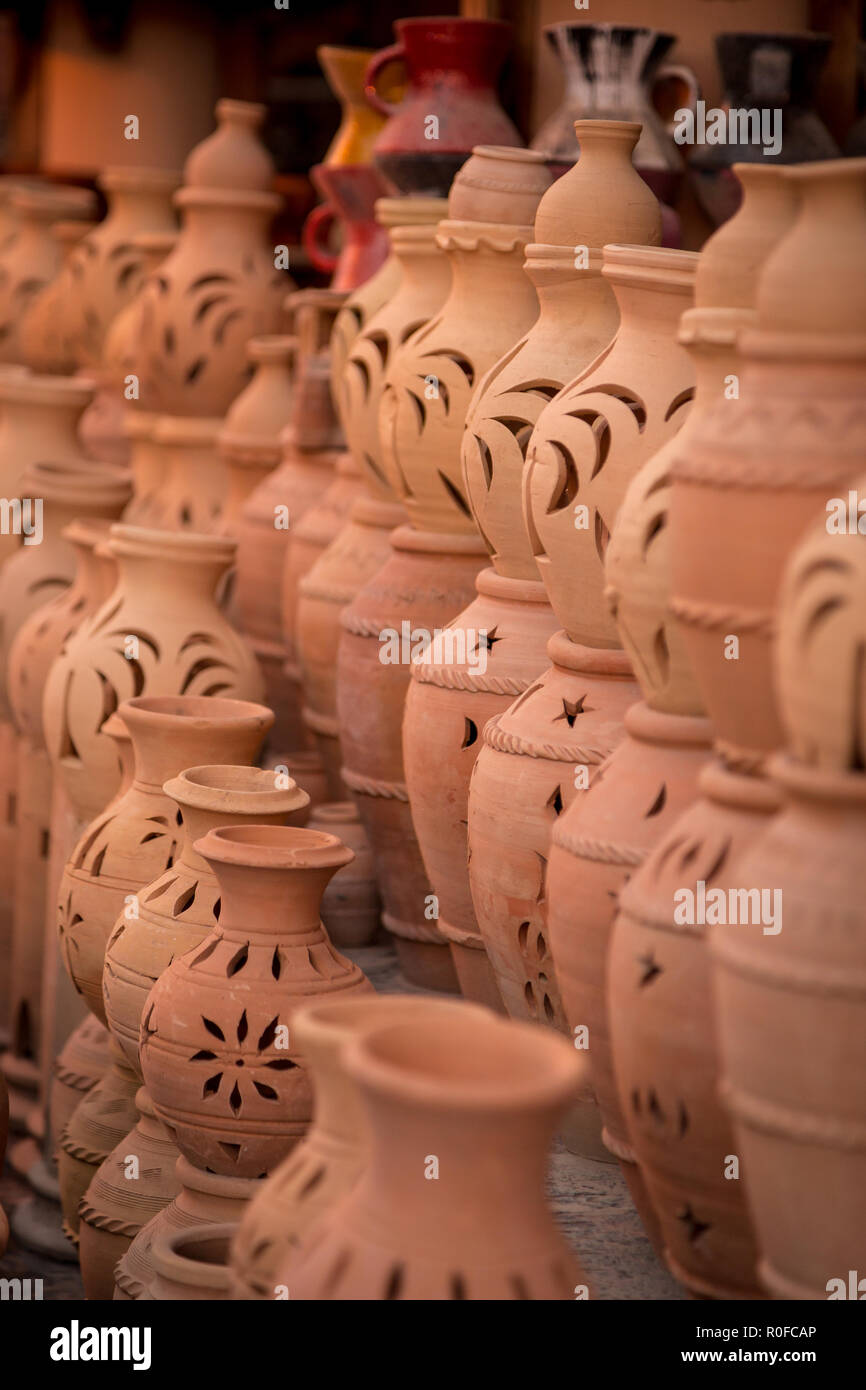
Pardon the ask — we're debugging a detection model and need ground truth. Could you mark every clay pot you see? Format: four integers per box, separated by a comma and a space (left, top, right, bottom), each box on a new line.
114, 1157, 255, 1300
142, 1223, 236, 1301
135, 99, 288, 420
57, 695, 273, 1027
57, 1039, 139, 1243
104, 763, 308, 1072
0, 184, 96, 365
219, 334, 296, 539
230, 994, 483, 1299
19, 219, 95, 376
43, 525, 265, 825
279, 1008, 587, 1299
50, 1015, 111, 1155
141, 824, 374, 1179
609, 760, 775, 1298
306, 802, 380, 947
364, 18, 522, 196
710, 508, 866, 1299
671, 159, 866, 774
318, 45, 400, 168
0, 1071, 7, 1254
340, 528, 484, 989
304, 165, 391, 292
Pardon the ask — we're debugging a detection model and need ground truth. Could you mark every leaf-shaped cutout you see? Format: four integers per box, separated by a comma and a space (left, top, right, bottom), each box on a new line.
171, 883, 197, 917
594, 509, 611, 564
229, 1080, 242, 1113
202, 1072, 222, 1098
438, 471, 472, 517
190, 1049, 218, 1062
190, 936, 220, 968
545, 441, 580, 513
202, 1016, 225, 1041
91, 844, 108, 877
461, 718, 477, 749
226, 943, 249, 977
265, 1057, 297, 1070
271, 947, 281, 980
257, 1015, 280, 1051
645, 783, 667, 819
236, 1009, 248, 1043
252, 1080, 278, 1101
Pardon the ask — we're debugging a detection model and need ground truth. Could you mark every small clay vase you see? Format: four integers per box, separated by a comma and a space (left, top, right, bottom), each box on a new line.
141, 1223, 236, 1301
219, 334, 297, 540
230, 994, 484, 1299
0, 183, 96, 365
279, 1008, 587, 1299
364, 17, 522, 196
58, 695, 273, 1026
104, 764, 308, 1071
305, 801, 380, 947
136, 100, 288, 419
710, 504, 866, 1299
19, 219, 95, 376
43, 524, 265, 825
141, 824, 374, 1178
57, 1039, 139, 1244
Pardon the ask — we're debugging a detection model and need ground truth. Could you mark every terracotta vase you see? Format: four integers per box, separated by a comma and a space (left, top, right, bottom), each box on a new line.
303, 165, 391, 292
137, 100, 288, 420
57, 1038, 139, 1245
364, 18, 522, 196
318, 45, 401, 168
219, 334, 296, 541
0, 183, 96, 365
710, 499, 866, 1299
0, 1071, 8, 1254
230, 994, 484, 1299
305, 802, 380, 948
19, 219, 96, 376
50, 1014, 111, 1159
141, 824, 374, 1180
0, 467, 130, 1128
295, 242, 402, 796
278, 1008, 586, 1299
58, 694, 273, 1027
43, 525, 265, 826
377, 146, 546, 1002
140, 1223, 236, 1300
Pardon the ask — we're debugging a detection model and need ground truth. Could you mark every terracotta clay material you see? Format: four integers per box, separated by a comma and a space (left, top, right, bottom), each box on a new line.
140, 1223, 237, 1301
50, 1015, 111, 1158
19, 219, 95, 377
278, 1008, 587, 1299
43, 524, 265, 824
140, 824, 373, 1179
58, 695, 273, 1026
230, 994, 485, 1299
56, 1040, 139, 1244
0, 184, 96, 366
364, 17, 522, 196
306, 801, 380, 947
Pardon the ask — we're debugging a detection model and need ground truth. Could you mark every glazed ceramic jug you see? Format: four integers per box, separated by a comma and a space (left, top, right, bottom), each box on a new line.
278, 1009, 587, 1299
710, 494, 866, 1300
43, 524, 265, 826
303, 164, 391, 294
689, 32, 838, 226
295, 224, 402, 797
319, 45, 403, 167
532, 23, 698, 205
80, 761, 307, 1299
382, 146, 548, 1006
364, 17, 522, 196
230, 994, 482, 1299
141, 824, 373, 1178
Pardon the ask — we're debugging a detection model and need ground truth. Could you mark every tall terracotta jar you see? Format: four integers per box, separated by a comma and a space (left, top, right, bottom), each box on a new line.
295, 230, 401, 799
140, 825, 373, 1205
608, 162, 845, 1302
231, 994, 485, 1300
375, 146, 546, 1004
57, 1038, 140, 1249
711, 493, 866, 1300
19, 219, 96, 377
55, 696, 272, 1250
135, 99, 289, 528
278, 1009, 586, 1300
81, 760, 307, 1299
43, 524, 265, 828
403, 122, 658, 1007
305, 801, 380, 948
0, 467, 130, 1132
0, 184, 96, 366
548, 163, 794, 1204
62, 167, 179, 468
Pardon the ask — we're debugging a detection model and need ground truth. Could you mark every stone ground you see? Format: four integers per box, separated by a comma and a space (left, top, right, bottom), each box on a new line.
0, 943, 682, 1301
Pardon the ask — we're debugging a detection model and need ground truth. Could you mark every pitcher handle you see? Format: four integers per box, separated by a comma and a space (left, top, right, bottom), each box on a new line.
363, 43, 406, 118
302, 202, 339, 274
653, 63, 700, 137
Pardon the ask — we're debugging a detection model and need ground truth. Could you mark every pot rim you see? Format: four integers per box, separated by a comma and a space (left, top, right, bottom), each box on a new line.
195, 822, 354, 871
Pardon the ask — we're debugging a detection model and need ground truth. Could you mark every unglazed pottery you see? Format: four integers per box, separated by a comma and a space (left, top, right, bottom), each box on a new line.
711, 502, 866, 1300
57, 1038, 138, 1243
306, 801, 380, 947
141, 825, 373, 1178
230, 995, 485, 1299
136, 99, 288, 419
141, 1222, 236, 1301
50, 1015, 111, 1159
43, 525, 264, 824
104, 763, 308, 1071
278, 1009, 587, 1299
220, 334, 297, 540
19, 219, 95, 376
0, 183, 96, 365
58, 695, 272, 1025
384, 146, 547, 1002
364, 17, 522, 196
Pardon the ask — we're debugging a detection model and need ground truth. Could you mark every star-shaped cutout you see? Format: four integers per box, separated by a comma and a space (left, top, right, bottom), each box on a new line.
554, 695, 589, 727
678, 1205, 711, 1243
473, 626, 502, 655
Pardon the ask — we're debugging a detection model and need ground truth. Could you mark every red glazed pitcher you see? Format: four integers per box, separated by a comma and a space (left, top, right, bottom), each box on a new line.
363, 17, 522, 195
